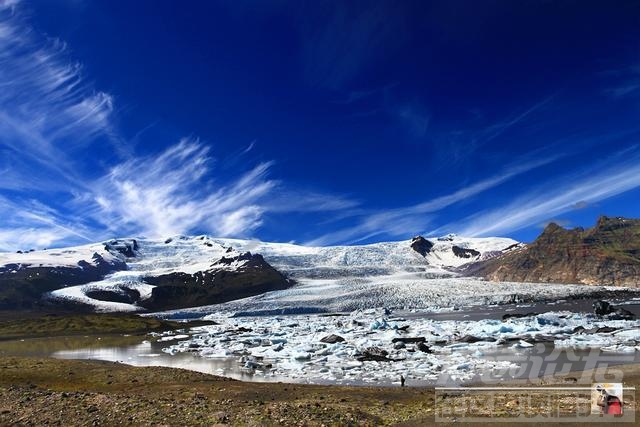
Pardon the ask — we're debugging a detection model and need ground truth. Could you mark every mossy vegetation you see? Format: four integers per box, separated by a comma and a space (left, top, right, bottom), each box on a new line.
0, 313, 187, 340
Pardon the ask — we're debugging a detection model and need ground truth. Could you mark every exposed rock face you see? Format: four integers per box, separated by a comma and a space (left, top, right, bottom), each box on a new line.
467, 216, 640, 287
0, 252, 127, 309
410, 236, 434, 257
85, 286, 141, 305
104, 239, 139, 258
451, 246, 480, 259
141, 252, 292, 311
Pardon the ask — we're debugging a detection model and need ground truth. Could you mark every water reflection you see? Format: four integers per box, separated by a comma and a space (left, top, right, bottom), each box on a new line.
51, 338, 292, 383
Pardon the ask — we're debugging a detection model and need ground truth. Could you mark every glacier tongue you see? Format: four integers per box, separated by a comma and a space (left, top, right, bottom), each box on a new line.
29, 233, 522, 312
47, 236, 233, 311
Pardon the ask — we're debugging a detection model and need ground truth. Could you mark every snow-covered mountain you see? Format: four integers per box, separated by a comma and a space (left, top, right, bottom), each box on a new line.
0, 234, 519, 312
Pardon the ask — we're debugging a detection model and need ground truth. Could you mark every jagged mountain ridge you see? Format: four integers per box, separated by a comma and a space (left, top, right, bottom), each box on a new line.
0, 234, 516, 312
467, 216, 640, 287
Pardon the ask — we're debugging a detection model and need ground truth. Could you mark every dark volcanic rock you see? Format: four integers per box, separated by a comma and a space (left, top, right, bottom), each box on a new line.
416, 342, 432, 353
320, 334, 345, 344
465, 216, 640, 287
391, 337, 426, 344
502, 312, 539, 321
593, 300, 615, 316
104, 239, 139, 258
451, 246, 480, 259
593, 300, 635, 320
575, 325, 620, 334
457, 335, 497, 344
141, 252, 292, 311
357, 347, 391, 362
85, 287, 141, 304
410, 236, 434, 257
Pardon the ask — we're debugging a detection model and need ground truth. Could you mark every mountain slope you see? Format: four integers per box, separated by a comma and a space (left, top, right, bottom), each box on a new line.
0, 234, 516, 312
467, 216, 640, 287
0, 237, 291, 312
0, 242, 129, 309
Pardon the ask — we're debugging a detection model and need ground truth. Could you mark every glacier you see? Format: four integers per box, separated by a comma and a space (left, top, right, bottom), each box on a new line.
3, 233, 632, 313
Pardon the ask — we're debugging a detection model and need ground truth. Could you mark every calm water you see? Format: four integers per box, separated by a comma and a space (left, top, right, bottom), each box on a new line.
0, 334, 290, 383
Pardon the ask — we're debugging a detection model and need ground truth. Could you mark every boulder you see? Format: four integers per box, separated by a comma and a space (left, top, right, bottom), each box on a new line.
320, 334, 345, 344
357, 347, 391, 362
593, 300, 635, 320
417, 342, 432, 353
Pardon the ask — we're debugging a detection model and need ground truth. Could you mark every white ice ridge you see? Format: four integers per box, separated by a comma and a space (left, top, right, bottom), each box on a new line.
0, 242, 122, 269
161, 277, 623, 318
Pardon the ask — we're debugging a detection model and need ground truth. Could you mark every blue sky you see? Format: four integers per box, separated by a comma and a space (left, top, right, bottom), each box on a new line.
1, 0, 639, 251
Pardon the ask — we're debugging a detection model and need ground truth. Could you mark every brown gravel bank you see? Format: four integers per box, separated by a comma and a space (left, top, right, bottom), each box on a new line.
1, 356, 638, 426
0, 356, 435, 426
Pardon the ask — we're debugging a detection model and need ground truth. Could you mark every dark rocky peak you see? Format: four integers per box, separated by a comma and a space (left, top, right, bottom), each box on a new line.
539, 222, 579, 237
212, 251, 270, 270
104, 239, 139, 258
466, 215, 640, 287
142, 251, 291, 311
542, 222, 563, 233
536, 223, 583, 245
410, 236, 434, 257
452, 246, 480, 259
594, 215, 639, 232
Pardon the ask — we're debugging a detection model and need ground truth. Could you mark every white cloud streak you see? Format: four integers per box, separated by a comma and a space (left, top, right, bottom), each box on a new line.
0, 2, 115, 191
0, 4, 358, 250
451, 148, 640, 237
82, 138, 359, 240
0, 195, 95, 251
306, 155, 559, 246
85, 138, 276, 238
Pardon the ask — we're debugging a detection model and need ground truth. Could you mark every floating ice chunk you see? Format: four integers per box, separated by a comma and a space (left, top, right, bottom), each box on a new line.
292, 352, 311, 361
157, 334, 190, 342
370, 318, 389, 330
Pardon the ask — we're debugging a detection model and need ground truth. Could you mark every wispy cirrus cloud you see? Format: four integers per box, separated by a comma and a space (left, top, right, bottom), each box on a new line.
0, 195, 95, 251
85, 138, 360, 238
396, 103, 431, 138
0, 1, 116, 191
601, 64, 640, 99
306, 154, 560, 245
87, 138, 277, 238
447, 146, 640, 237
0, 2, 357, 251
